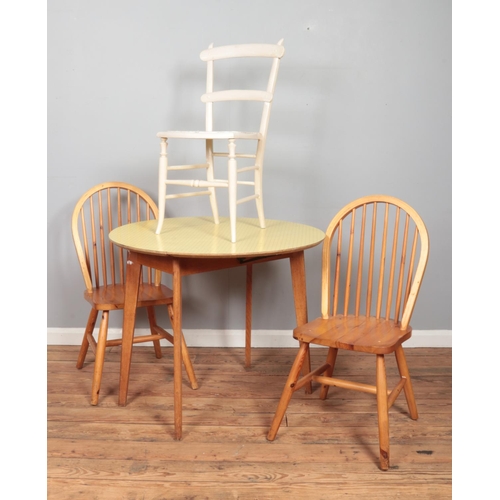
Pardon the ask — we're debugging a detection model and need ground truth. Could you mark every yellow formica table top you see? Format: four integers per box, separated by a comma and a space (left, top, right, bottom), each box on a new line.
109, 217, 325, 258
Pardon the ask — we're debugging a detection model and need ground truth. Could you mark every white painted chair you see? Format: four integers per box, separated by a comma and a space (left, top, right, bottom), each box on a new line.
155, 40, 285, 242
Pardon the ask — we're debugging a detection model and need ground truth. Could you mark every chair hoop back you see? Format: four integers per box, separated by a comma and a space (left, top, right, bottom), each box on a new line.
320, 195, 429, 330
71, 182, 159, 292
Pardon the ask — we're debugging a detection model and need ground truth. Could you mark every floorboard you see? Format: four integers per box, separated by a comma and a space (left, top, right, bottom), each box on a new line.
48, 345, 452, 499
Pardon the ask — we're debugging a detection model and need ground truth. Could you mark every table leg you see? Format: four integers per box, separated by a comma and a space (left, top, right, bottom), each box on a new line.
118, 252, 142, 406
289, 251, 312, 394
245, 264, 253, 368
172, 258, 183, 440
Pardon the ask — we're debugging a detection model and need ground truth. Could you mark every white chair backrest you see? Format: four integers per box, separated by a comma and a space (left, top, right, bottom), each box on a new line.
200, 40, 285, 135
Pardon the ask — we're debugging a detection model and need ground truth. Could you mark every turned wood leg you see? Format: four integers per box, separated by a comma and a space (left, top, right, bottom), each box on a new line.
172, 258, 183, 440
118, 252, 142, 406
395, 345, 418, 420
319, 347, 338, 400
376, 354, 390, 470
267, 342, 309, 441
289, 251, 312, 393
91, 311, 109, 406
76, 308, 98, 369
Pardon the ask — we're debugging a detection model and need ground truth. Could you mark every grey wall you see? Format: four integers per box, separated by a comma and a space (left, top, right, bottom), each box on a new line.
48, 0, 451, 331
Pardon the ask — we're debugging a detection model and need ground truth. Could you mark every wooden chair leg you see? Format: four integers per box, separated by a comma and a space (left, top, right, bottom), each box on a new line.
167, 304, 199, 390
302, 344, 312, 395
289, 252, 312, 394
146, 306, 163, 359
76, 308, 98, 369
267, 342, 309, 441
376, 354, 390, 470
395, 345, 418, 420
180, 333, 199, 390
319, 347, 338, 400
91, 311, 109, 406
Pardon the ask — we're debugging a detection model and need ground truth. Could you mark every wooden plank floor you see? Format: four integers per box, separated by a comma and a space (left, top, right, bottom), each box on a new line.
48, 345, 452, 499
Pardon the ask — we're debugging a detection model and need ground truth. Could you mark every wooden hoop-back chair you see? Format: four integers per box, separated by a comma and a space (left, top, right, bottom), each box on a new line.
267, 195, 430, 470
155, 39, 285, 243
72, 182, 198, 405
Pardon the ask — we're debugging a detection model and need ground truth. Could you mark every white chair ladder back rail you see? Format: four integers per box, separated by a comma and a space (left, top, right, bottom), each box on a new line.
155, 39, 285, 243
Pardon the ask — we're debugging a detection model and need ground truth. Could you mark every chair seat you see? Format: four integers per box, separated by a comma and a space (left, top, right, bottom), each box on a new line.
156, 130, 262, 140
293, 315, 412, 355
84, 283, 174, 310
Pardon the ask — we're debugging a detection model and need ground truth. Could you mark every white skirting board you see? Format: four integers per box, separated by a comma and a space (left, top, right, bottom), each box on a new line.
47, 328, 452, 348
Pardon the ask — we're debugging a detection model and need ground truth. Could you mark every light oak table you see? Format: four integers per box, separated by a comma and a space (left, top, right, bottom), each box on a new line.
109, 216, 325, 439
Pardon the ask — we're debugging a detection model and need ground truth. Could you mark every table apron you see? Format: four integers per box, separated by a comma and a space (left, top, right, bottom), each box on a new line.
127, 250, 303, 276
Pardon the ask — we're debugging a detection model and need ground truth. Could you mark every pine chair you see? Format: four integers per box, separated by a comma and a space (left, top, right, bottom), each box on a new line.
267, 195, 430, 470
72, 182, 198, 405
155, 39, 285, 243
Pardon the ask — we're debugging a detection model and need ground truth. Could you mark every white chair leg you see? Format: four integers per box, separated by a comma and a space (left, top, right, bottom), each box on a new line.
255, 165, 266, 229
228, 139, 237, 243
205, 139, 220, 224
156, 138, 168, 234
